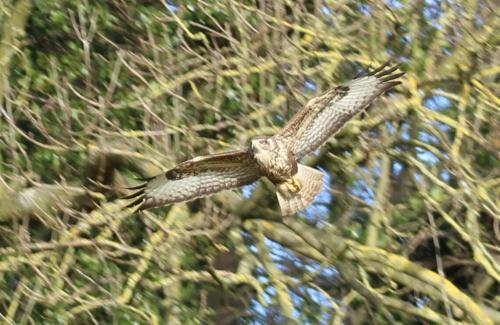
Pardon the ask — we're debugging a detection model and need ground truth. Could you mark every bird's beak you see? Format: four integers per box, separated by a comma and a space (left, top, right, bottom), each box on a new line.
250, 142, 260, 153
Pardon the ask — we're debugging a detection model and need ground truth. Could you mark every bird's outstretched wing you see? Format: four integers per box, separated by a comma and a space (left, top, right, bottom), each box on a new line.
124, 149, 260, 210
277, 62, 404, 158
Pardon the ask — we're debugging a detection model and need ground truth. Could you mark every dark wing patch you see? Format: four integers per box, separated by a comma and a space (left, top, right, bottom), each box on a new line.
165, 169, 179, 180
335, 85, 350, 95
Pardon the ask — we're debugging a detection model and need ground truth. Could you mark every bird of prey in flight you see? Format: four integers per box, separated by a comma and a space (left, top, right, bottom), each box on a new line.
125, 62, 404, 215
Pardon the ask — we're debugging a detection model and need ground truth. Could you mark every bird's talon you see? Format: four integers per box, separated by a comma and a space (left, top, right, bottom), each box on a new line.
288, 178, 302, 193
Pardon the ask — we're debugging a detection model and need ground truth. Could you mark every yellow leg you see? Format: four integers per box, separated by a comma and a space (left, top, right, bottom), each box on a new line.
287, 177, 302, 193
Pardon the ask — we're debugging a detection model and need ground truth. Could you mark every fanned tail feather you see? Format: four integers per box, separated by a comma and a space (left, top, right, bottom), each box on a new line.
276, 164, 324, 216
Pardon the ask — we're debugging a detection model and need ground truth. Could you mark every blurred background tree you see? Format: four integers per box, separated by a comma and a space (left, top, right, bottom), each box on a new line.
0, 0, 498, 324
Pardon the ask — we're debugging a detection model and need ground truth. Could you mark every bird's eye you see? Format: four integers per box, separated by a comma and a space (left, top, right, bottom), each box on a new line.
260, 139, 267, 144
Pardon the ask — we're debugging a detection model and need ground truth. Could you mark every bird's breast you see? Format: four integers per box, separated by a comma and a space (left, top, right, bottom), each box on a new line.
252, 144, 296, 183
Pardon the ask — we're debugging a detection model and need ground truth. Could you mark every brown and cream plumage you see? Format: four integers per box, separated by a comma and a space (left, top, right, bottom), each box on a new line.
125, 62, 404, 215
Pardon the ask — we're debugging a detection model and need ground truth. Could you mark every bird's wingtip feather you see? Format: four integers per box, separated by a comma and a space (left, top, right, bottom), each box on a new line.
122, 189, 145, 200
366, 60, 392, 76
123, 196, 145, 211
379, 71, 405, 83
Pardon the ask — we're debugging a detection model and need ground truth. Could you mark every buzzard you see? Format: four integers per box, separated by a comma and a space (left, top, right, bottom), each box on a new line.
125, 62, 404, 215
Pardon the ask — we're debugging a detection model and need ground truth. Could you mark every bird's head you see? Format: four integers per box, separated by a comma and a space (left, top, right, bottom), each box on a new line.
250, 136, 274, 154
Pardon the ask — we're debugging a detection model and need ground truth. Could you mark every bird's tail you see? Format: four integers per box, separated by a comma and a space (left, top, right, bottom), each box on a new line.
276, 164, 324, 216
